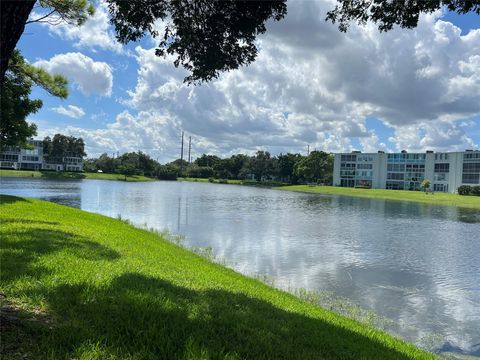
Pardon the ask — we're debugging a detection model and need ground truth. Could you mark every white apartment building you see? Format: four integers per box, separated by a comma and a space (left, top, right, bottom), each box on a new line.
0, 139, 44, 170
333, 150, 480, 193
0, 139, 83, 172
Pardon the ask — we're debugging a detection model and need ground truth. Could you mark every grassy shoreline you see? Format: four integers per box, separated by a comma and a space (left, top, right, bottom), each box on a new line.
0, 169, 156, 182
3, 170, 477, 208
0, 195, 436, 359
177, 177, 287, 187
274, 185, 480, 209
178, 177, 480, 209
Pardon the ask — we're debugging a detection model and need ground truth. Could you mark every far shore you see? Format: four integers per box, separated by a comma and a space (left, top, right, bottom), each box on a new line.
178, 177, 480, 209
274, 184, 480, 209
2, 170, 478, 209
0, 169, 156, 182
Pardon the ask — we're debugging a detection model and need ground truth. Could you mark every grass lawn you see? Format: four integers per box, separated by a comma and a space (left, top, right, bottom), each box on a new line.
0, 195, 437, 359
275, 185, 480, 209
178, 177, 243, 184
0, 169, 156, 182
178, 177, 287, 187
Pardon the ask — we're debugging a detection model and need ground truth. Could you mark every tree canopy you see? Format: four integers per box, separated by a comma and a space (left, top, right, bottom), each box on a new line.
43, 134, 87, 162
2, 1, 479, 86
83, 149, 334, 185
0, 51, 64, 149
0, 50, 68, 149
106, 0, 287, 83
0, 0, 94, 85
326, 0, 480, 32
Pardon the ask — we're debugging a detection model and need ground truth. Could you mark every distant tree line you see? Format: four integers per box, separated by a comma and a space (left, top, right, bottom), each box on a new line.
83, 150, 334, 185
43, 134, 86, 161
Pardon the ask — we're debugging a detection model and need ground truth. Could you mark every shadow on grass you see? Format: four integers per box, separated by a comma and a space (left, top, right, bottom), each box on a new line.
0, 219, 59, 226
0, 195, 30, 205
4, 272, 424, 359
1, 227, 120, 282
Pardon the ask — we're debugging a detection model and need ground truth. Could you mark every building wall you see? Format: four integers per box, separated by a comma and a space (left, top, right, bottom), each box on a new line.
0, 140, 43, 170
333, 151, 480, 193
0, 139, 84, 172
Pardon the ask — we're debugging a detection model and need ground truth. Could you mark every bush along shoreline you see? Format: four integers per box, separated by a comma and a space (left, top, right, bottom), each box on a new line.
0, 195, 437, 359
457, 185, 480, 196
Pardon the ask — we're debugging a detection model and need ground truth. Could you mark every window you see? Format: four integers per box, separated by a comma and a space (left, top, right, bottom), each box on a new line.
357, 155, 373, 162
406, 164, 425, 171
434, 163, 449, 172
435, 153, 449, 160
387, 173, 404, 180
463, 162, 480, 172
387, 164, 405, 172
464, 152, 480, 160
355, 179, 371, 187
434, 184, 448, 192
386, 181, 404, 190
462, 174, 480, 184
341, 163, 356, 172
357, 163, 372, 169
25, 149, 38, 156
434, 173, 447, 181
462, 161, 480, 184
22, 156, 39, 162
340, 179, 355, 187
356, 170, 372, 178
1, 154, 18, 161
340, 154, 356, 162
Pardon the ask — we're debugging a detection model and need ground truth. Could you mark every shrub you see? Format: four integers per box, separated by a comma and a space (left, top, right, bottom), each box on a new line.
155, 165, 177, 180
458, 185, 472, 196
208, 177, 215, 183
187, 166, 214, 178
471, 185, 480, 196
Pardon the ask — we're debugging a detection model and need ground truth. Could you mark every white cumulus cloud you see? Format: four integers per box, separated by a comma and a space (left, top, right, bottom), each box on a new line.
30, 1, 122, 53
51, 105, 86, 119
34, 52, 113, 97
43, 1, 480, 159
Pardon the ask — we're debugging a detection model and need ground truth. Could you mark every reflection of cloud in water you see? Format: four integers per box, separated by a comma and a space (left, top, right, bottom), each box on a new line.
1, 178, 479, 355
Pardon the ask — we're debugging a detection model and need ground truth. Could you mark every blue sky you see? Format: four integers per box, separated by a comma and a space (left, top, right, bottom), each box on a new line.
18, 1, 480, 161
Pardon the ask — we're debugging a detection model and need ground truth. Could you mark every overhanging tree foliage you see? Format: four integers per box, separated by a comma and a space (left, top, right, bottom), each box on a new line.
2, 1, 478, 86
326, 0, 480, 32
107, 0, 287, 83
0, 0, 94, 86
1, 50, 68, 149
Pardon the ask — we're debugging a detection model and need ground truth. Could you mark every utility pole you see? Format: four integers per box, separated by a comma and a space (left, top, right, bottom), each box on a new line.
188, 136, 192, 163
180, 131, 184, 176
307, 145, 310, 156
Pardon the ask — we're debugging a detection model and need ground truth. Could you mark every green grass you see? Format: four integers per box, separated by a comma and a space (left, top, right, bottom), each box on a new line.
0, 169, 156, 182
274, 185, 480, 209
0, 195, 437, 359
178, 177, 243, 184
178, 177, 287, 187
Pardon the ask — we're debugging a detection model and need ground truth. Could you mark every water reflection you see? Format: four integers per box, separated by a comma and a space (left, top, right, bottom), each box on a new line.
1, 177, 479, 355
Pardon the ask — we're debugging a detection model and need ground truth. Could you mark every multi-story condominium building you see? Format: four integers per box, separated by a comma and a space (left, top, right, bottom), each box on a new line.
0, 139, 44, 170
0, 139, 84, 172
333, 150, 480, 193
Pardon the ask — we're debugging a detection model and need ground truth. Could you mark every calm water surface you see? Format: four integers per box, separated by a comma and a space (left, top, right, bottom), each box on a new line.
1, 177, 479, 356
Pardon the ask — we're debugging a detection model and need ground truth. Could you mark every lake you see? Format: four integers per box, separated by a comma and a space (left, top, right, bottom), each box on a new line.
1, 177, 479, 356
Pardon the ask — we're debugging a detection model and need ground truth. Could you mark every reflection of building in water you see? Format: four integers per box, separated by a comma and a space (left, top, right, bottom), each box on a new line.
0, 139, 83, 172
333, 150, 480, 193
